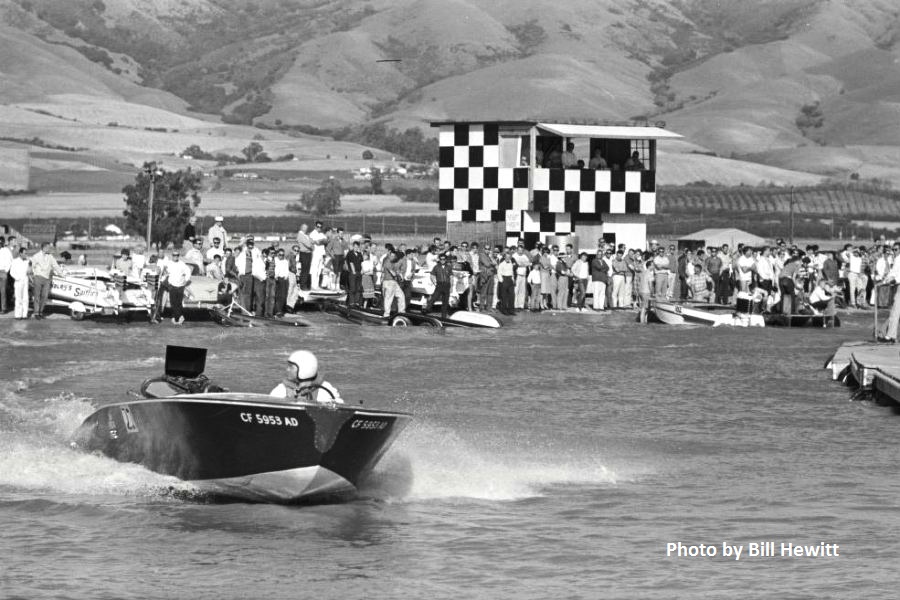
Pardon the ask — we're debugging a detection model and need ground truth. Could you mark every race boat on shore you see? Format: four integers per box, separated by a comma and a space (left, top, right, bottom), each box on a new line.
209, 298, 312, 327
49, 268, 154, 320
72, 346, 410, 503
763, 313, 840, 328
319, 300, 502, 328
649, 298, 765, 327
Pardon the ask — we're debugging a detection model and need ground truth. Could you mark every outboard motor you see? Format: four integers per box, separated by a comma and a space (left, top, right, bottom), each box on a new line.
140, 345, 228, 398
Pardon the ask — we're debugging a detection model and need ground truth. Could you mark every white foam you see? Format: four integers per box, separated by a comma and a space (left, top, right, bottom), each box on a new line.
0, 390, 195, 499
370, 423, 619, 502
0, 439, 194, 497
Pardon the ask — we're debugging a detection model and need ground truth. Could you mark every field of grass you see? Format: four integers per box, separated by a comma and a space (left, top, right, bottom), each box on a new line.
652, 184, 900, 241
0, 189, 440, 220
658, 184, 900, 216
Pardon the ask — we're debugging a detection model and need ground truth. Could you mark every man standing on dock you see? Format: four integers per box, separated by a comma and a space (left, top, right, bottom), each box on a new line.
877, 244, 900, 342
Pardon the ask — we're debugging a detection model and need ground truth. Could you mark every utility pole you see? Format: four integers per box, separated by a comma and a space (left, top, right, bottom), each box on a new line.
789, 186, 794, 244
143, 164, 163, 254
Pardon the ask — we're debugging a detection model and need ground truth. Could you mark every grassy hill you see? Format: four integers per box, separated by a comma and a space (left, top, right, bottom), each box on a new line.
2, 0, 900, 190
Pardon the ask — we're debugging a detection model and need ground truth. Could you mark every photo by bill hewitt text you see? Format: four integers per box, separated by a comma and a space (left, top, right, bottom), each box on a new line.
666, 541, 841, 560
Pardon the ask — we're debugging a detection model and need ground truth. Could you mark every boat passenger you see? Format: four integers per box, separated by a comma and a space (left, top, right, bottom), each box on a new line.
270, 350, 342, 404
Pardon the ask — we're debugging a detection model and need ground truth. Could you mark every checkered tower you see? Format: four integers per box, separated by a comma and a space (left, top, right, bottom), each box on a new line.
435, 121, 671, 250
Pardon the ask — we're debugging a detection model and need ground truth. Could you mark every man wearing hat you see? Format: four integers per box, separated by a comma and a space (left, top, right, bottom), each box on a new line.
235, 236, 264, 313
208, 216, 227, 248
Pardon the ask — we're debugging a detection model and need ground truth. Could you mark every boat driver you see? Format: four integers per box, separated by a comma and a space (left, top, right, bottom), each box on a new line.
270, 350, 343, 404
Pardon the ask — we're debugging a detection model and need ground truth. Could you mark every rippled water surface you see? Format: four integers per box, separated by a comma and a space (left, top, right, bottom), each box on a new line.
1, 310, 897, 599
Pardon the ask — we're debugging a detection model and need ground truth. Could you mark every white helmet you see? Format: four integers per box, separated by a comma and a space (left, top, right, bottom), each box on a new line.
288, 350, 318, 381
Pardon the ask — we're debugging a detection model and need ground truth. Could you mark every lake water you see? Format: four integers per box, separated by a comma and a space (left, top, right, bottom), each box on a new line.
1, 310, 897, 599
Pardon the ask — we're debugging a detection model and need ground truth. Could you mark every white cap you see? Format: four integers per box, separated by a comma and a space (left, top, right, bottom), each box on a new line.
214, 216, 224, 222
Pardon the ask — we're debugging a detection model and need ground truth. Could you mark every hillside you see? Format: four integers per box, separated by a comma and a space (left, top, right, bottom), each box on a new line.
1, 0, 900, 190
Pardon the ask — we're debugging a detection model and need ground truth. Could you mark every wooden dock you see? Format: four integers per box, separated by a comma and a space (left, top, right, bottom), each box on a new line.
827, 341, 900, 405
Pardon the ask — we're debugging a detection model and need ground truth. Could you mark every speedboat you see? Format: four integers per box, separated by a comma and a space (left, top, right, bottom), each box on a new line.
49, 268, 154, 320
210, 298, 312, 327
71, 346, 411, 503
763, 312, 840, 328
319, 300, 501, 328
649, 298, 765, 327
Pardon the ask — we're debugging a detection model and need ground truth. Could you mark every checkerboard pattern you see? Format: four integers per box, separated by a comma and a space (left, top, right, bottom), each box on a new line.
437, 123, 656, 244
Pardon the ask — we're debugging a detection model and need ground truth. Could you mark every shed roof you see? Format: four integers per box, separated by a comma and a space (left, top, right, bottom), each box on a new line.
678, 228, 766, 246
429, 120, 682, 140
537, 123, 682, 140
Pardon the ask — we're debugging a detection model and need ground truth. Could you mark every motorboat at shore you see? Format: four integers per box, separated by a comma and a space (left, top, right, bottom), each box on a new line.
71, 346, 411, 503
649, 298, 765, 327
319, 300, 502, 328
49, 268, 154, 320
209, 298, 313, 327
763, 313, 840, 328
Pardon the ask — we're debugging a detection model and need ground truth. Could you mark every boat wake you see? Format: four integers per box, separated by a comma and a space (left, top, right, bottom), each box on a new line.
0, 386, 197, 501
361, 422, 620, 503
1, 387, 620, 506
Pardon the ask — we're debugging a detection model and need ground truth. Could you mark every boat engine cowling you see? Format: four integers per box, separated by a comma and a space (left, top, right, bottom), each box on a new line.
140, 374, 228, 398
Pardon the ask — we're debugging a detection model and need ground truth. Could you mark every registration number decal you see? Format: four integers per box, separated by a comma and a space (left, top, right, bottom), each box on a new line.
351, 419, 388, 430
240, 413, 299, 427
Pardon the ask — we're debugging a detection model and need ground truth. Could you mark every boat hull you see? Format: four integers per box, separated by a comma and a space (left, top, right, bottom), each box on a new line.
209, 305, 311, 327
650, 300, 765, 327
321, 301, 501, 328
73, 394, 410, 503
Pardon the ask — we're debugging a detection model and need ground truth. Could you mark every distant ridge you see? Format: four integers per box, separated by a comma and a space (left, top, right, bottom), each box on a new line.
1, 0, 899, 186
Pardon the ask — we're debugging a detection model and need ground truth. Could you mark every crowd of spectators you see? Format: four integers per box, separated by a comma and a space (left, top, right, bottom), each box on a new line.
7, 213, 900, 329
